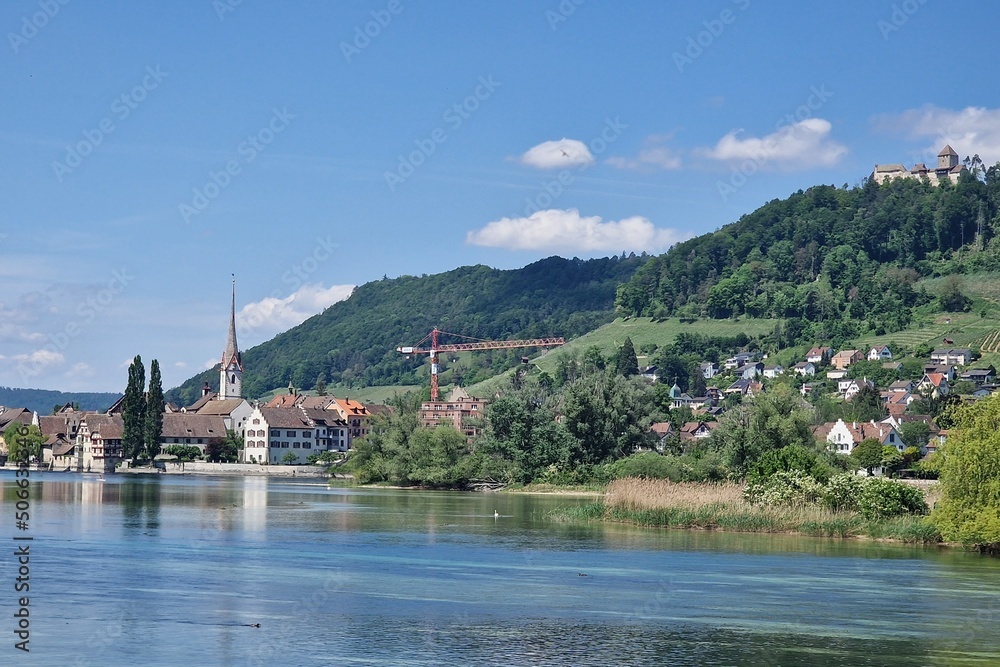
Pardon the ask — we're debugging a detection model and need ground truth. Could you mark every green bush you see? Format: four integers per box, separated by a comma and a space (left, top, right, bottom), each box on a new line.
606, 451, 727, 483
822, 473, 865, 512
856, 477, 928, 520
743, 470, 826, 506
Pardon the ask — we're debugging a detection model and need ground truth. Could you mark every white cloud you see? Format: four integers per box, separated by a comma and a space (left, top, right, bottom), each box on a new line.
13, 349, 64, 369
466, 208, 684, 253
237, 283, 355, 342
65, 362, 95, 379
203, 358, 218, 370
607, 135, 682, 171
519, 139, 594, 169
699, 118, 847, 169
174, 361, 188, 368
872, 105, 1000, 165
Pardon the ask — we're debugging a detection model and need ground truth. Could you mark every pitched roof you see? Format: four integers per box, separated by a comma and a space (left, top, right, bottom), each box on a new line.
0, 407, 33, 430
259, 407, 312, 429
161, 413, 227, 439
329, 397, 369, 416
195, 399, 248, 416
939, 144, 958, 157
301, 407, 347, 426
82, 414, 124, 439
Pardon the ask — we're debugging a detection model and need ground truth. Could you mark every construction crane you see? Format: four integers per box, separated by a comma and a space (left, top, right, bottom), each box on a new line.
397, 328, 565, 401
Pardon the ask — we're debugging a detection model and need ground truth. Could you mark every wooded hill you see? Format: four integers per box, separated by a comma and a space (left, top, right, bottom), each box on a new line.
0, 387, 121, 415
167, 166, 1000, 405
166, 255, 645, 406
615, 169, 1000, 347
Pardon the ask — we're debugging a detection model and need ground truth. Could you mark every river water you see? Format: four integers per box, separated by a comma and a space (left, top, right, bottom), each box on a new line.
2, 472, 999, 666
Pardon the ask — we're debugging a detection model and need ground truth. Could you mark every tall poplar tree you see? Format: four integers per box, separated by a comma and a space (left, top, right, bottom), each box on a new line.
144, 359, 164, 461
122, 355, 146, 461
615, 336, 640, 377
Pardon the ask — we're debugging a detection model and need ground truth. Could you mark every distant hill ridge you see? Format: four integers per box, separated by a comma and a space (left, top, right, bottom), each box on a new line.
166, 255, 646, 405
0, 387, 121, 416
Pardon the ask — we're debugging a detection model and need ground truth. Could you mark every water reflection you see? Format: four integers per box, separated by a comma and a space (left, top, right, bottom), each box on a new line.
1, 472, 999, 666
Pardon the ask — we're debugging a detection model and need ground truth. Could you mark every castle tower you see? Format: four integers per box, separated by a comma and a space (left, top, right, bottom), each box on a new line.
220, 276, 243, 399
938, 144, 959, 170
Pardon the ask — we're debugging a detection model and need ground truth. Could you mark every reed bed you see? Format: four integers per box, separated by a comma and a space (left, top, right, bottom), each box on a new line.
552, 477, 941, 543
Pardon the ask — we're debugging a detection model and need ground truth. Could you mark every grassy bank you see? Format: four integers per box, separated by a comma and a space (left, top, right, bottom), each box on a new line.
550, 478, 943, 544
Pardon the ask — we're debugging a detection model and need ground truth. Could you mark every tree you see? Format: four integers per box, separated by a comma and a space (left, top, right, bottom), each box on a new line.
144, 359, 164, 461
315, 373, 328, 396
206, 431, 240, 463
851, 438, 883, 475
938, 275, 972, 312
846, 383, 886, 422
712, 384, 816, 475
932, 394, 1000, 551
881, 445, 904, 476
3, 424, 44, 464
122, 355, 146, 461
614, 337, 640, 376
281, 451, 298, 465
899, 421, 931, 450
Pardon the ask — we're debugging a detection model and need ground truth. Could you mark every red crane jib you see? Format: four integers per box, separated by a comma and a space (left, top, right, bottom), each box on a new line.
399, 337, 565, 354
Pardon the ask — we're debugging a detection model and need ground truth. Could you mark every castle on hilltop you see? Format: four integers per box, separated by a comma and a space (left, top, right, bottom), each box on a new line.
872, 144, 966, 186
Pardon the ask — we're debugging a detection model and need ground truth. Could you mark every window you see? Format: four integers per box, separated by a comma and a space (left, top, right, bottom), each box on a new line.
293, 443, 300, 448
253, 419, 260, 425
286, 430, 296, 437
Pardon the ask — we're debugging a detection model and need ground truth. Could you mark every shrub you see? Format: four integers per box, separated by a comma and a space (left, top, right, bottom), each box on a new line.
822, 473, 865, 512
743, 470, 825, 506
856, 477, 928, 520
607, 451, 728, 483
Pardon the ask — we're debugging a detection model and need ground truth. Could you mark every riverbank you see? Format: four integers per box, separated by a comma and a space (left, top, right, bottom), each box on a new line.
549, 478, 944, 544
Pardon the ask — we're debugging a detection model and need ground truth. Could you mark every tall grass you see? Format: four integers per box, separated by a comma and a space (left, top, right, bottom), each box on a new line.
552, 477, 942, 543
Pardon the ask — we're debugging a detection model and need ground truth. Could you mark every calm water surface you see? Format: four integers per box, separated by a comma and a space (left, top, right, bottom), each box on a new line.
2, 472, 999, 666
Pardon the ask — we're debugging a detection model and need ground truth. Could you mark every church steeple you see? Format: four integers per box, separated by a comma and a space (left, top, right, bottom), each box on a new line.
220, 275, 243, 399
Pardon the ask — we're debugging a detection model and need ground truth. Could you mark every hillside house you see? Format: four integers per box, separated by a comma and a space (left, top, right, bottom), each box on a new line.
831, 349, 863, 370
724, 353, 756, 370
815, 418, 903, 456
792, 361, 816, 377
923, 364, 957, 382
838, 378, 873, 400
679, 421, 719, 442
735, 362, 764, 380
806, 347, 833, 364
762, 364, 784, 379
930, 348, 973, 367
867, 345, 893, 361
700, 362, 720, 379
918, 373, 950, 398
960, 368, 995, 386
887, 379, 914, 393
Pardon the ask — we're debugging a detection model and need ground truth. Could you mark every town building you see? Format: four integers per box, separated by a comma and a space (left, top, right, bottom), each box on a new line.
418, 387, 488, 439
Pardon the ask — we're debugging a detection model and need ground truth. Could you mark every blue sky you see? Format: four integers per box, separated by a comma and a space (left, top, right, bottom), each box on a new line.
2, 0, 999, 393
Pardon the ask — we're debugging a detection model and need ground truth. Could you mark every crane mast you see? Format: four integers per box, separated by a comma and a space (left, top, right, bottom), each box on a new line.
397, 328, 565, 401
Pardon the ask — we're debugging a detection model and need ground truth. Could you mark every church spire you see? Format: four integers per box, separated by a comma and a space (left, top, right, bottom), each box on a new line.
220, 275, 243, 399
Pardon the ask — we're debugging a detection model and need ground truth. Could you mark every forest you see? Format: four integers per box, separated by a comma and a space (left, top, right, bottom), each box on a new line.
615, 167, 1000, 344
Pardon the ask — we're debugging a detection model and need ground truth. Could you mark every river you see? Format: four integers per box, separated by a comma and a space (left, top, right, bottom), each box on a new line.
2, 472, 998, 666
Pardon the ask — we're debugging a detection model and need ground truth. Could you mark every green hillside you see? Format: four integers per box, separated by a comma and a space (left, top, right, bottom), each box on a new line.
166, 255, 645, 406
